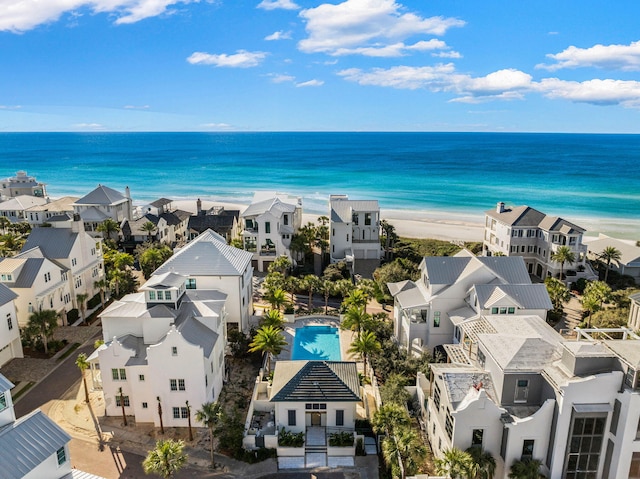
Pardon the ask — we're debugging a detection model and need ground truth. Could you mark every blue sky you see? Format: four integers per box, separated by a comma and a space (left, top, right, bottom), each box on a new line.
1, 0, 640, 132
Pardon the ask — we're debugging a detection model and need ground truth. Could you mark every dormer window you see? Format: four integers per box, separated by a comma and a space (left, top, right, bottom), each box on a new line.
157, 291, 163, 300
149, 291, 156, 300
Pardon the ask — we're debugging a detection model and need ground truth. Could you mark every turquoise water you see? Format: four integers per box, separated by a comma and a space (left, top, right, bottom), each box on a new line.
291, 325, 342, 361
0, 132, 639, 234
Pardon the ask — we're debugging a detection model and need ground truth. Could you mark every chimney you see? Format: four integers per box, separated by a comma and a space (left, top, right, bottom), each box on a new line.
497, 202, 505, 213
197, 198, 202, 215
125, 186, 131, 198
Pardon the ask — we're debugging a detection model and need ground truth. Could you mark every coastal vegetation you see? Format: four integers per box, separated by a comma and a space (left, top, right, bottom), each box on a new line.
142, 439, 187, 478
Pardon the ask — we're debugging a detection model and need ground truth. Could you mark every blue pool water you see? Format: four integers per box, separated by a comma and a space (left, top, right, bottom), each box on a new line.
291, 326, 342, 361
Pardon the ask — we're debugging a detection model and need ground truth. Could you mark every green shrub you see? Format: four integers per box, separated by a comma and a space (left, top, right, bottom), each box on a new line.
355, 438, 365, 456
66, 308, 79, 324
329, 431, 354, 447
278, 428, 304, 447
87, 293, 102, 309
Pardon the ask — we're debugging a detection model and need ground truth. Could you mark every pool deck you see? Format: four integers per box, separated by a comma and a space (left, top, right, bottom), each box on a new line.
276, 315, 358, 364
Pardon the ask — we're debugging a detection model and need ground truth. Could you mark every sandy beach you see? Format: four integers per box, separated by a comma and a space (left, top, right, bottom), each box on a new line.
171, 198, 485, 243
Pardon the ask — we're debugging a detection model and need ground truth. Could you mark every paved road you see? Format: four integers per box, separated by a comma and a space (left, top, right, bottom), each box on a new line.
14, 341, 98, 417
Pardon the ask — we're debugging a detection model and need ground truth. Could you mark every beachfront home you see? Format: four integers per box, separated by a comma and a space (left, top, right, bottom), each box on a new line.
483, 202, 597, 282
0, 249, 72, 327
0, 171, 47, 200
0, 195, 48, 223
153, 229, 254, 332
329, 195, 380, 274
21, 216, 104, 317
91, 273, 228, 428
420, 320, 640, 479
240, 192, 302, 272
188, 199, 240, 242
388, 250, 552, 354
0, 284, 23, 367
586, 234, 640, 283
24, 196, 78, 226
121, 198, 191, 250
72, 185, 133, 237
0, 373, 71, 478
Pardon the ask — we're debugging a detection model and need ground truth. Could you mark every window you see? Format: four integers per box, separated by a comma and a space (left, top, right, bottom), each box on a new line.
630, 452, 640, 479
445, 409, 454, 439
433, 311, 441, 327
499, 307, 507, 314
165, 290, 171, 300
173, 407, 181, 419
172, 346, 178, 356
178, 379, 185, 390
149, 291, 156, 300
112, 368, 126, 380
305, 403, 327, 410
142, 402, 148, 409
352, 213, 359, 225
170, 379, 177, 391
156, 291, 163, 300
7, 314, 12, 331
508, 307, 515, 314
139, 374, 145, 381
365, 213, 371, 225
56, 447, 66, 466
284, 215, 289, 226
515, 379, 529, 403
265, 222, 271, 234
0, 392, 6, 411
564, 415, 606, 478
491, 307, 498, 314
433, 383, 441, 410
471, 429, 484, 447
610, 400, 621, 435
115, 395, 130, 407
44, 272, 51, 282
181, 407, 189, 419
336, 410, 344, 426
186, 278, 196, 289
522, 439, 534, 461
288, 409, 296, 426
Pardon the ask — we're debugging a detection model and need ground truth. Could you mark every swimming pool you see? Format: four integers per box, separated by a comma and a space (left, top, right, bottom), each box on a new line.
291, 325, 342, 361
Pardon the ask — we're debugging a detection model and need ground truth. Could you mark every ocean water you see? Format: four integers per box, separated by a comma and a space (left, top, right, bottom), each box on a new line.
1, 132, 639, 235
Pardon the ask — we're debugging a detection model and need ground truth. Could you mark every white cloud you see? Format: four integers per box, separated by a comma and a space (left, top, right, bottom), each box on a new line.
538, 40, 640, 72
200, 122, 233, 129
187, 50, 267, 67
0, 0, 207, 32
257, 0, 299, 10
0, 105, 22, 110
432, 51, 461, 59
296, 79, 324, 87
123, 105, 150, 109
73, 123, 105, 130
298, 0, 464, 56
269, 74, 296, 83
330, 39, 450, 58
265, 30, 292, 41
536, 78, 640, 107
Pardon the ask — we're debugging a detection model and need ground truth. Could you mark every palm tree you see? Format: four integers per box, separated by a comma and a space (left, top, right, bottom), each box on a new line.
382, 426, 427, 479
142, 439, 187, 478
265, 288, 288, 312
348, 330, 381, 376
380, 219, 397, 261
141, 220, 157, 242
75, 353, 91, 403
97, 218, 120, 242
320, 279, 335, 315
76, 292, 89, 325
261, 309, 284, 328
195, 402, 222, 468
301, 274, 321, 311
94, 279, 107, 308
582, 280, 612, 328
27, 309, 59, 355
599, 246, 622, 283
341, 305, 371, 338
343, 289, 367, 311
372, 403, 410, 437
109, 268, 127, 298
466, 446, 496, 479
267, 255, 292, 275
248, 324, 288, 372
508, 458, 545, 479
0, 216, 9, 234
550, 245, 576, 281
544, 277, 570, 314
434, 447, 475, 479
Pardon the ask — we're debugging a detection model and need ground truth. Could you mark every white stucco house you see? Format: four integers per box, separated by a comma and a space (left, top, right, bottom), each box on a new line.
388, 250, 552, 354
21, 217, 104, 315
240, 192, 302, 272
0, 373, 104, 479
72, 185, 133, 237
24, 197, 78, 226
91, 272, 228, 428
0, 249, 72, 327
483, 202, 597, 282
586, 234, 640, 283
0, 284, 23, 367
329, 195, 380, 271
153, 229, 254, 332
0, 171, 46, 200
0, 195, 48, 223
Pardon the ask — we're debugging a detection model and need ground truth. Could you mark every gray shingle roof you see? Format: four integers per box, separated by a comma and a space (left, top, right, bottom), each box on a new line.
150, 198, 172, 207
0, 283, 17, 307
0, 373, 14, 392
270, 361, 360, 402
22, 227, 79, 259
153, 229, 253, 277
485, 205, 546, 227
474, 284, 552, 310
0, 409, 70, 479
75, 185, 127, 205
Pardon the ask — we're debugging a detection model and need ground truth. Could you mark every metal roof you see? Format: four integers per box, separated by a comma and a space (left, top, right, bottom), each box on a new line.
271, 361, 361, 402
26, 196, 78, 212
12, 257, 45, 288
0, 195, 48, 212
424, 257, 474, 285
141, 272, 187, 290
0, 283, 17, 307
476, 256, 531, 284
23, 227, 79, 259
330, 197, 379, 224
153, 229, 253, 277
474, 284, 552, 310
78, 207, 110, 222
0, 409, 71, 479
586, 236, 640, 267
74, 185, 127, 205
242, 197, 296, 218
